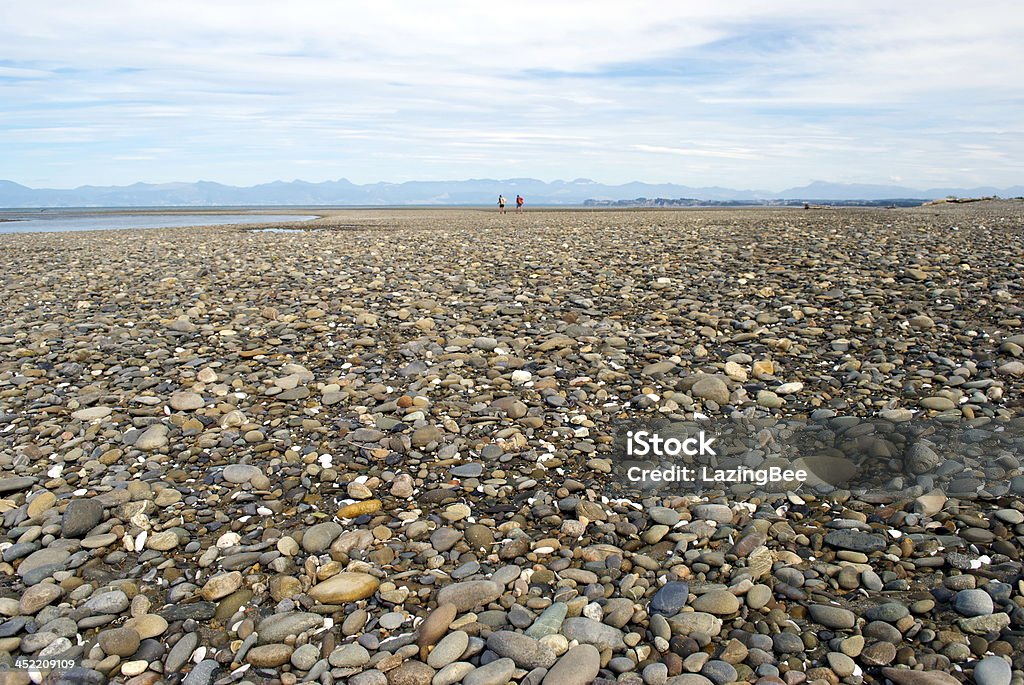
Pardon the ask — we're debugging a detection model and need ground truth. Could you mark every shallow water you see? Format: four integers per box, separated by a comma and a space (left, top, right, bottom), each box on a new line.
0, 212, 317, 234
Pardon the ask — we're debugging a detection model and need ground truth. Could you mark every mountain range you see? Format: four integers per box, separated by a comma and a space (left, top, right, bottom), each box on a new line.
1, 178, 1022, 207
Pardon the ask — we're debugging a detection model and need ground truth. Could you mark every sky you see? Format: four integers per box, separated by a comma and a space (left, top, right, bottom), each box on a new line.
1, 1, 1023, 190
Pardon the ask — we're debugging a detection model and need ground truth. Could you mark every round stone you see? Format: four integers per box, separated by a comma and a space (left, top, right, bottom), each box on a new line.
691, 589, 740, 615
98, 627, 141, 658
973, 656, 1011, 685
953, 589, 994, 617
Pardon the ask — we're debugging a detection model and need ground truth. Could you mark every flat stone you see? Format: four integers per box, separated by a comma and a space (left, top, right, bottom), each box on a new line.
692, 504, 733, 523
905, 443, 940, 475
246, 643, 293, 668
25, 489, 54, 516
181, 658, 216, 685
72, 407, 112, 421
861, 641, 897, 666
328, 643, 370, 668
433, 663, 475, 685
525, 602, 568, 638
430, 527, 462, 552
668, 611, 723, 637
921, 396, 956, 411
542, 644, 601, 685
0, 477, 36, 494
486, 630, 557, 669
881, 668, 961, 685
450, 463, 483, 478
169, 392, 205, 411
958, 613, 1010, 635
81, 533, 118, 548
18, 547, 70, 578
19, 583, 63, 614
134, 424, 169, 451
166, 633, 199, 673
435, 580, 502, 612
308, 572, 379, 603
464, 657, 516, 685
649, 506, 681, 526
773, 633, 805, 654
222, 464, 262, 485
146, 530, 179, 551
823, 529, 886, 553
561, 617, 626, 651
691, 375, 730, 405
337, 499, 383, 518
863, 602, 910, 623
808, 604, 856, 630
255, 612, 324, 644
200, 572, 242, 601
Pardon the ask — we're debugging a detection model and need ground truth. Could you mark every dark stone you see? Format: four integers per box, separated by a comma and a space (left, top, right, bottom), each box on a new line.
160, 602, 217, 621
650, 582, 690, 615
823, 529, 886, 553
62, 499, 104, 538
41, 667, 106, 685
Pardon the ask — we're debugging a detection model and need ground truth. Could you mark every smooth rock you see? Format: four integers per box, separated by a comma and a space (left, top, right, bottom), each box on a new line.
542, 644, 601, 685
308, 572, 379, 603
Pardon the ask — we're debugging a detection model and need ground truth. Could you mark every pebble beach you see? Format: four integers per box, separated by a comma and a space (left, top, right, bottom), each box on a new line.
1, 203, 1023, 685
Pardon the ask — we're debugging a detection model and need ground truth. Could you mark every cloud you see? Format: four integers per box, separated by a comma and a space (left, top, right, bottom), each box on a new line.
0, 1, 1022, 188
632, 144, 761, 160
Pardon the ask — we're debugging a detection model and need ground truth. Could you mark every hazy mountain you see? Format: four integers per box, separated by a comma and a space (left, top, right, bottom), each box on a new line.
1, 178, 1021, 207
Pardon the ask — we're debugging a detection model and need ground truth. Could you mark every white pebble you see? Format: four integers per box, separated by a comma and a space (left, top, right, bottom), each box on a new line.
217, 532, 241, 548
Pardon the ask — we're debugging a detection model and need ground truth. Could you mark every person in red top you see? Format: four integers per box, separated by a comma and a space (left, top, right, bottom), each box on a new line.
515, 195, 524, 213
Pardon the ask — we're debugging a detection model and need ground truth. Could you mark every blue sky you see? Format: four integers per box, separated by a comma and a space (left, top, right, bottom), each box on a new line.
1, 1, 1022, 189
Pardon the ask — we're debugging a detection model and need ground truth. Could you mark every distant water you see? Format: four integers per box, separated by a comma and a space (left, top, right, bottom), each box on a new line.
0, 211, 317, 234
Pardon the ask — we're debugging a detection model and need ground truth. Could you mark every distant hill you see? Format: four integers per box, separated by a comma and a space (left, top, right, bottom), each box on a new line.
1, 177, 1021, 207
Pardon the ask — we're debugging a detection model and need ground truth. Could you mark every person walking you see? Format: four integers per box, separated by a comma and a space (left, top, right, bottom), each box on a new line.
515, 194, 524, 213
498, 194, 506, 214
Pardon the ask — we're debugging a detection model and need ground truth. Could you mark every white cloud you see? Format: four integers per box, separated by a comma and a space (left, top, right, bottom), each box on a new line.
633, 144, 761, 160
0, 1, 1022, 188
